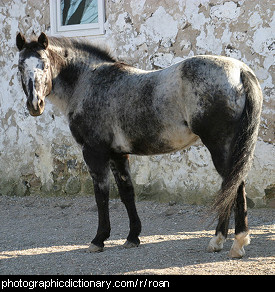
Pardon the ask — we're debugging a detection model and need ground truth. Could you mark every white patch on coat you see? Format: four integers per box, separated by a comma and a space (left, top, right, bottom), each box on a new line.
23, 56, 45, 108
111, 125, 131, 153
32, 90, 39, 110
48, 93, 69, 115
24, 56, 44, 75
207, 232, 226, 252
229, 232, 250, 258
161, 126, 198, 151
155, 62, 199, 150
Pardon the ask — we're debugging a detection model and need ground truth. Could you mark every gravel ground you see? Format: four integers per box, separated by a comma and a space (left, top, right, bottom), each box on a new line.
0, 195, 274, 275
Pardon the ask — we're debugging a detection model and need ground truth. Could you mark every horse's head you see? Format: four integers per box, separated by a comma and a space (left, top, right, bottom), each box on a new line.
16, 32, 52, 116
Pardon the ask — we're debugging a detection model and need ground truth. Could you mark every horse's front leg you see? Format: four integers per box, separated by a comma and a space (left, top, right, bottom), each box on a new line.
110, 153, 141, 248
82, 145, 111, 252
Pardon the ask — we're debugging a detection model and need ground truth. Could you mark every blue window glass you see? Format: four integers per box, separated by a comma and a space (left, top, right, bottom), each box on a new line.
61, 0, 98, 25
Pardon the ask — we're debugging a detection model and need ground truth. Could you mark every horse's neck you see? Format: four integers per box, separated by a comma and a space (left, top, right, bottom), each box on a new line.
49, 44, 91, 77
47, 44, 92, 114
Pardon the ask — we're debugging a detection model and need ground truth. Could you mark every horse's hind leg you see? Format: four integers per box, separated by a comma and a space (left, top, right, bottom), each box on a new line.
110, 154, 141, 248
207, 183, 230, 253
207, 215, 229, 252
202, 141, 232, 253
229, 181, 250, 258
82, 145, 111, 252
204, 143, 250, 257
208, 181, 250, 257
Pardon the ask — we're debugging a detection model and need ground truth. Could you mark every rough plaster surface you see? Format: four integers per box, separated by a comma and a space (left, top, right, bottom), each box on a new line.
0, 0, 274, 206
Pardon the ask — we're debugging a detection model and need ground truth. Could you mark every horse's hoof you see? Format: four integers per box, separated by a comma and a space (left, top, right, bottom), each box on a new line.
87, 243, 104, 253
229, 247, 245, 258
123, 240, 139, 249
228, 232, 250, 258
207, 232, 225, 252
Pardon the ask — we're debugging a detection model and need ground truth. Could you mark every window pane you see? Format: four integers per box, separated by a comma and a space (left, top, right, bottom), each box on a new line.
61, 0, 98, 26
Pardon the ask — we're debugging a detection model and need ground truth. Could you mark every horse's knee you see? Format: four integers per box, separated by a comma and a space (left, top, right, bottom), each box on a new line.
229, 232, 250, 258
207, 232, 226, 252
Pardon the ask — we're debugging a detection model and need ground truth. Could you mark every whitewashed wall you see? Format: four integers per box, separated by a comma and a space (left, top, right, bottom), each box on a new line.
0, 0, 274, 207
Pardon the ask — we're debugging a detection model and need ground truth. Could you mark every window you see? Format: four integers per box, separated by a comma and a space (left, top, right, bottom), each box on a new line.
50, 0, 105, 37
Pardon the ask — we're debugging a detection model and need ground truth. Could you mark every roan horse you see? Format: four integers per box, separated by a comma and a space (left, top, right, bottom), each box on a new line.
16, 32, 262, 258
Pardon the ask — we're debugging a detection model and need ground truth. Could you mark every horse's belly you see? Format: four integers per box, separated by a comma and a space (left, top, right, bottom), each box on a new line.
129, 124, 198, 155
160, 125, 199, 152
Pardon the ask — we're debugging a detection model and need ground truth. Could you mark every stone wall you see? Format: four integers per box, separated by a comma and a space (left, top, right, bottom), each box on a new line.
0, 0, 274, 207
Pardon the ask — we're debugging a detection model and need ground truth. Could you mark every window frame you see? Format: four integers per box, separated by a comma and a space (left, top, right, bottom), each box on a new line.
49, 0, 105, 37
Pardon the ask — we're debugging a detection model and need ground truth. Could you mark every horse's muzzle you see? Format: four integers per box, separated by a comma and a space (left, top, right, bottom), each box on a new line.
26, 98, 45, 116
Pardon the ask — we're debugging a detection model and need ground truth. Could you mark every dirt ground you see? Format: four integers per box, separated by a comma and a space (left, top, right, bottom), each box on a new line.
0, 195, 274, 275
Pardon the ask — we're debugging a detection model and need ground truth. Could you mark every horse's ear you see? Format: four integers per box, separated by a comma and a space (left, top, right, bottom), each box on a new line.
38, 32, 48, 49
16, 32, 26, 51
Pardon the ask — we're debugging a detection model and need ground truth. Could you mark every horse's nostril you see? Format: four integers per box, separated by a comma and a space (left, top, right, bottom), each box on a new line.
38, 99, 44, 108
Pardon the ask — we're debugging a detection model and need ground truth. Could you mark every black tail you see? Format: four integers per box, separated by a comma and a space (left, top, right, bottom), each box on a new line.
214, 68, 263, 221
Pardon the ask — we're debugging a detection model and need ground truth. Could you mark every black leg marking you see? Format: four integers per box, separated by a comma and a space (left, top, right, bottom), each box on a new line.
110, 154, 141, 248
229, 181, 250, 258
82, 145, 111, 252
234, 181, 248, 235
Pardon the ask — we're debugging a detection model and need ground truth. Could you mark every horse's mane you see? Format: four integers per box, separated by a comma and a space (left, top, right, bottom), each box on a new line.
48, 36, 117, 63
